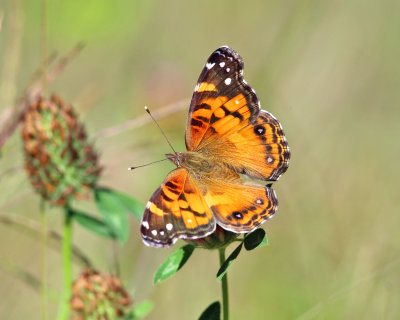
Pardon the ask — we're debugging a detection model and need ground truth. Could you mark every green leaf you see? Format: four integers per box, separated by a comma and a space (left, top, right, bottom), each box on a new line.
94, 188, 129, 243
153, 244, 195, 284
131, 300, 154, 319
244, 228, 268, 251
71, 208, 116, 239
216, 243, 243, 281
102, 188, 144, 220
198, 301, 220, 320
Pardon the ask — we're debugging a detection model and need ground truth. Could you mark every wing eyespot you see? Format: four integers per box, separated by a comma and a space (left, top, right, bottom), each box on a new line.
255, 198, 264, 205
254, 125, 266, 136
232, 211, 243, 220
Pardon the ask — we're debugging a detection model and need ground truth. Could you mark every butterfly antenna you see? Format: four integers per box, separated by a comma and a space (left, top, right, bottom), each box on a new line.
145, 106, 177, 154
128, 158, 168, 171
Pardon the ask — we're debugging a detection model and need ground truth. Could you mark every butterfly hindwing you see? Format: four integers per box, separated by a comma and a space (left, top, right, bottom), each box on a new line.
203, 180, 278, 232
185, 46, 261, 151
141, 168, 216, 247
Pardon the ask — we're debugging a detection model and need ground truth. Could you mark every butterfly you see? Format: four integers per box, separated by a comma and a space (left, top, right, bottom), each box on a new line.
141, 46, 290, 248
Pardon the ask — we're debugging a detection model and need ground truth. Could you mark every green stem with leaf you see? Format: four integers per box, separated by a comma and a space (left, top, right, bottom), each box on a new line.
57, 206, 73, 320
219, 248, 229, 320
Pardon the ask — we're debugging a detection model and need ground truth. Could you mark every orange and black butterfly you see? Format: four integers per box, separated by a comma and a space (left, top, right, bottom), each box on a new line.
141, 46, 290, 247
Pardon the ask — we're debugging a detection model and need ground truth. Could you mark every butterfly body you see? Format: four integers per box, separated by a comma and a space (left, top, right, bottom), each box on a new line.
166, 151, 215, 174
141, 46, 290, 248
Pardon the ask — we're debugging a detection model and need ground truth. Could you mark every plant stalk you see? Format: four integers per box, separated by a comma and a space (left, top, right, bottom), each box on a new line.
40, 0, 48, 315
219, 248, 229, 320
40, 201, 48, 320
57, 207, 73, 320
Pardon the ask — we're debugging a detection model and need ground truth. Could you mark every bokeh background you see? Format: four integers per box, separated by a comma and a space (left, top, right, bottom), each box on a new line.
1, 0, 399, 319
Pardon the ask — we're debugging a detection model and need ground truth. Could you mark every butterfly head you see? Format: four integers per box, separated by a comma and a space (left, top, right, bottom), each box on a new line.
166, 152, 186, 167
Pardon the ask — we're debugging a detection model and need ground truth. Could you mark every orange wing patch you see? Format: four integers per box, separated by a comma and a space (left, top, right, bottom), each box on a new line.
187, 94, 255, 151
185, 47, 260, 151
204, 182, 278, 232
196, 82, 217, 92
206, 110, 290, 181
141, 168, 216, 248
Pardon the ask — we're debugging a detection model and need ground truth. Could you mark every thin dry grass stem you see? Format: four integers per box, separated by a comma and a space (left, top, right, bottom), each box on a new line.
0, 11, 4, 33
0, 43, 85, 150
0, 191, 34, 211
0, 52, 57, 152
0, 165, 22, 182
296, 257, 400, 320
94, 98, 189, 139
0, 51, 58, 126
24, 52, 58, 96
0, 0, 24, 111
0, 257, 41, 291
0, 213, 92, 267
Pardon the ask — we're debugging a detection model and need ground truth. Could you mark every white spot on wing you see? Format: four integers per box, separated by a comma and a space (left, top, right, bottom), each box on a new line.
219, 62, 225, 67
194, 83, 200, 91
235, 100, 239, 104
226, 67, 230, 72
267, 157, 273, 163
146, 201, 152, 209
166, 223, 173, 231
160, 231, 165, 236
142, 221, 149, 229
151, 230, 157, 236
187, 219, 192, 223
225, 78, 231, 85
206, 62, 215, 70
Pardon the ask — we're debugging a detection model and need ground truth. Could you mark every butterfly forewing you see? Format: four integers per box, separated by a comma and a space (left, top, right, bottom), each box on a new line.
185, 46, 261, 151
205, 110, 290, 181
141, 168, 216, 247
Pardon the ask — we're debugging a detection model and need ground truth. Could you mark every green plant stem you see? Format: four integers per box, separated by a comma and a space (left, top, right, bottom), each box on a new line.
41, 0, 47, 94
40, 0, 48, 315
40, 201, 48, 320
57, 207, 73, 320
112, 240, 120, 277
219, 248, 229, 320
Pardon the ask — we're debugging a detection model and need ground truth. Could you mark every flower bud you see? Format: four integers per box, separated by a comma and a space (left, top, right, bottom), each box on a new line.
21, 94, 101, 205
70, 268, 132, 320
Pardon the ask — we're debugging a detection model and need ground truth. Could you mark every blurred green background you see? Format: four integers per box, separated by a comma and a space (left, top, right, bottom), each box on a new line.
1, 0, 399, 319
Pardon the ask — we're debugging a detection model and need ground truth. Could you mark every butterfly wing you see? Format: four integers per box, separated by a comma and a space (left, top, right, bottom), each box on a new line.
142, 46, 288, 247
202, 178, 278, 233
185, 46, 260, 151
141, 168, 216, 247
185, 46, 289, 181
206, 110, 290, 181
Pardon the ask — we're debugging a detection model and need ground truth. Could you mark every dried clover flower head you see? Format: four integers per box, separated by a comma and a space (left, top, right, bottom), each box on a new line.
70, 268, 132, 320
21, 94, 101, 205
